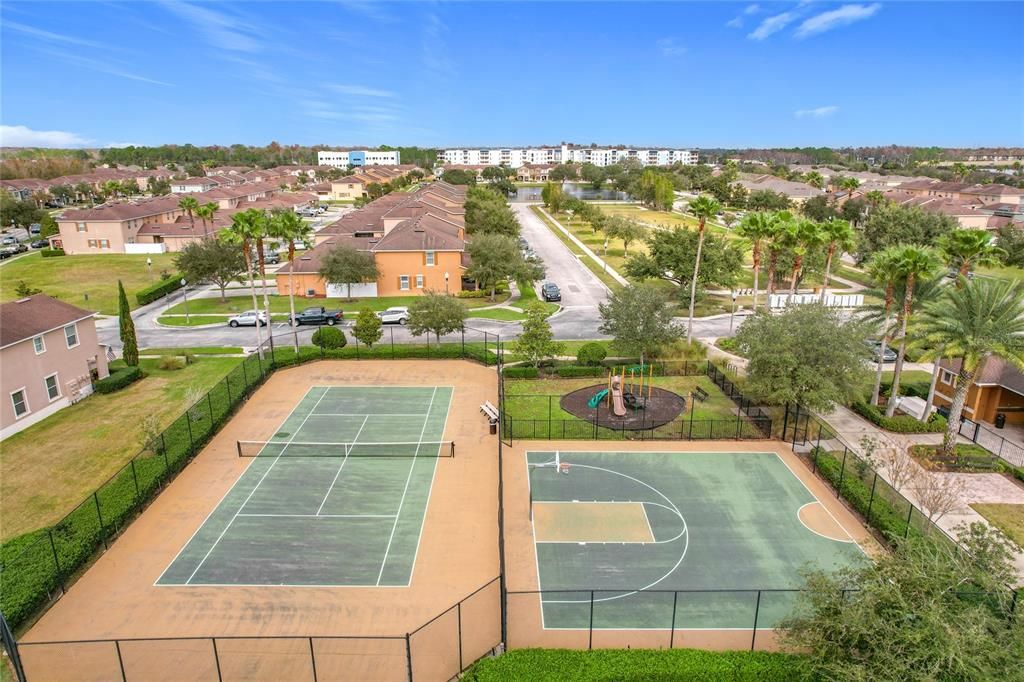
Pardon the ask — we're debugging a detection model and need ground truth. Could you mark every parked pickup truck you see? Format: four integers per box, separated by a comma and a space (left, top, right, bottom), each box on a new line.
291, 306, 343, 326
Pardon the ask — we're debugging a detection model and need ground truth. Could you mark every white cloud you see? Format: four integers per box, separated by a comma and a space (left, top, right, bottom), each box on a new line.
3, 20, 113, 50
726, 16, 744, 28
745, 4, 761, 14
106, 142, 142, 148
795, 105, 839, 118
326, 84, 396, 98
160, 1, 264, 52
748, 11, 799, 40
0, 125, 91, 148
656, 38, 687, 57
28, 46, 173, 86
795, 3, 881, 38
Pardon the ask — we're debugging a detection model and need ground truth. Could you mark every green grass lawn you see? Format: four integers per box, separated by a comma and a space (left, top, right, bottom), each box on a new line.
834, 264, 875, 288
158, 313, 290, 327
969, 504, 1024, 549
0, 252, 179, 314
467, 308, 530, 321
162, 293, 508, 316
530, 206, 623, 292
977, 263, 1024, 283
547, 208, 650, 276
0, 355, 242, 540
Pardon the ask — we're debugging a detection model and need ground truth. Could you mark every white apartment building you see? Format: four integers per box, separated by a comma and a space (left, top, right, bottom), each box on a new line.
441, 144, 696, 168
317, 150, 402, 167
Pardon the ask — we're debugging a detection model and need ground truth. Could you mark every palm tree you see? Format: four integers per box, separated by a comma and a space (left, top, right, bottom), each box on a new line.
178, 196, 199, 229
866, 248, 904, 405
784, 219, 824, 296
885, 245, 942, 417
736, 211, 784, 311
74, 182, 94, 205
685, 195, 721, 343
838, 177, 860, 204
938, 229, 1005, 279
803, 170, 824, 190
195, 202, 219, 237
221, 209, 267, 357
763, 210, 794, 296
818, 219, 856, 302
268, 209, 312, 351
915, 278, 1024, 457
951, 162, 970, 182
102, 180, 122, 199
864, 190, 885, 212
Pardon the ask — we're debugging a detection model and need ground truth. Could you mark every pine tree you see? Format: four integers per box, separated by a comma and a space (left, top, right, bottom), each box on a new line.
118, 280, 139, 367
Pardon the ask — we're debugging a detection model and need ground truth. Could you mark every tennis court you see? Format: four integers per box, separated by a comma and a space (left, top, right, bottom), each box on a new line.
158, 385, 453, 587
526, 450, 865, 630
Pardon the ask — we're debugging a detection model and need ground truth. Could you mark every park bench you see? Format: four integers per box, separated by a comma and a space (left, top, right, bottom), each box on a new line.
480, 401, 500, 421
693, 387, 709, 402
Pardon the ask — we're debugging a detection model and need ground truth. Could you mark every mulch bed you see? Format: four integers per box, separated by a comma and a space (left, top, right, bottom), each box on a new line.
560, 384, 686, 431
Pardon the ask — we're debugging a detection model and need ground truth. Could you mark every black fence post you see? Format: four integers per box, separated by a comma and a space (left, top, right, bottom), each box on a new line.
781, 403, 790, 442
48, 529, 65, 592
461, 328, 466, 359
904, 504, 914, 539
241, 358, 248, 386
225, 374, 232, 403
457, 601, 464, 672
185, 411, 195, 456
309, 637, 318, 682
837, 448, 848, 492
588, 590, 595, 650
207, 393, 215, 424
405, 633, 413, 682
160, 433, 169, 470
750, 590, 762, 651
114, 640, 127, 682
390, 327, 396, 359
130, 459, 140, 496
867, 473, 878, 525
211, 638, 223, 682
669, 591, 678, 648
93, 492, 106, 547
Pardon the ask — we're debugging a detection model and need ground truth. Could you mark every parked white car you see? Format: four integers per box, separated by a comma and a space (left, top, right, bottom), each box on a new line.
376, 306, 410, 325
228, 310, 268, 327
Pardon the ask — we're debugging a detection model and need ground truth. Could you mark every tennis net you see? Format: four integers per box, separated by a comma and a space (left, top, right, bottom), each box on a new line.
236, 440, 455, 458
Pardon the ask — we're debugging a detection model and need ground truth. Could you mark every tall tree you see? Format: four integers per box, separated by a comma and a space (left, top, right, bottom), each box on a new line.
684, 195, 721, 343
782, 218, 824, 296
737, 211, 784, 311
604, 216, 645, 256
865, 247, 903, 405
178, 196, 199, 229
916, 278, 1024, 456
859, 203, 957, 261
938, 229, 1006, 279
173, 238, 246, 302
540, 182, 565, 214
194, 201, 219, 237
803, 170, 825, 189
117, 280, 139, 367
268, 209, 313, 345
318, 244, 379, 301
598, 284, 682, 364
408, 291, 467, 343
885, 245, 942, 417
818, 219, 856, 302
221, 209, 267, 355
513, 303, 564, 367
466, 233, 541, 301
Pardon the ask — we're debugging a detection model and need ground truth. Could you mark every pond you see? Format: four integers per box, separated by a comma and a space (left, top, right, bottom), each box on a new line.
511, 182, 633, 202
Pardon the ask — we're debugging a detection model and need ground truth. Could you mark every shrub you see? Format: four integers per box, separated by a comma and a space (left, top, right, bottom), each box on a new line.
555, 365, 604, 378
852, 401, 947, 433
157, 355, 186, 371
135, 275, 183, 306
93, 366, 143, 394
40, 248, 65, 258
576, 342, 607, 366
504, 366, 539, 379
715, 336, 747, 357
311, 326, 346, 349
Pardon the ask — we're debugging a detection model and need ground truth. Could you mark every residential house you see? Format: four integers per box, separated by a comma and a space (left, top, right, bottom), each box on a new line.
934, 357, 1024, 428
516, 164, 554, 182
733, 174, 825, 205
171, 177, 222, 193
0, 295, 109, 439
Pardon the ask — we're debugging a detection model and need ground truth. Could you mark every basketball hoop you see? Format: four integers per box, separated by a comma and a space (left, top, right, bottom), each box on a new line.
559, 462, 571, 475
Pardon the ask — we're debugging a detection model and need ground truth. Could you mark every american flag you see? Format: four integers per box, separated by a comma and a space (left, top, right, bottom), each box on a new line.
105, 345, 117, 361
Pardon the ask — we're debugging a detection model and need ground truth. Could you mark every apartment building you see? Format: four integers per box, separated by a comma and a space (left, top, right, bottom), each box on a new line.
277, 182, 467, 298
441, 143, 697, 169
1, 295, 109, 439
318, 150, 402, 168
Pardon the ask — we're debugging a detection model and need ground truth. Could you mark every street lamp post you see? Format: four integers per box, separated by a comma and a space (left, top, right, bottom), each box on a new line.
146, 257, 153, 281
730, 290, 739, 333
180, 278, 190, 325
444, 271, 450, 295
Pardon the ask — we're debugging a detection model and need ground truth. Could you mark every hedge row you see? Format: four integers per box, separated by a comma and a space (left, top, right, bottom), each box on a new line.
93, 366, 143, 394
852, 400, 947, 433
464, 649, 811, 682
40, 248, 65, 258
135, 275, 183, 306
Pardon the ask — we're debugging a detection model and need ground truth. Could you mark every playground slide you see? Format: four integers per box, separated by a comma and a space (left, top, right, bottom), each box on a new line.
588, 389, 609, 409
610, 377, 627, 417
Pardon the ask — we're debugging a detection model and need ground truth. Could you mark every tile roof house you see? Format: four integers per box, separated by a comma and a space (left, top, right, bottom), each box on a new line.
881, 190, 992, 229
1, 295, 109, 438
733, 175, 825, 204
933, 357, 1024, 428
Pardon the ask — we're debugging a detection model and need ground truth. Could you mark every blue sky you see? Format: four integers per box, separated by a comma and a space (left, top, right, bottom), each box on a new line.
1, 1, 1022, 149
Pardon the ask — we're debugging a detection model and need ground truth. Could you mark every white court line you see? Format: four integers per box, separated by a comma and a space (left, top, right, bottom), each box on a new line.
315, 416, 367, 516
405, 387, 454, 587
531, 501, 683, 545
310, 413, 429, 417
184, 388, 331, 584
376, 386, 437, 585
154, 386, 318, 586
236, 513, 397, 519
796, 502, 855, 544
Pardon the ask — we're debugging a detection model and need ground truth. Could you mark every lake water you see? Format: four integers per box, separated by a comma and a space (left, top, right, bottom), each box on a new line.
511, 182, 633, 202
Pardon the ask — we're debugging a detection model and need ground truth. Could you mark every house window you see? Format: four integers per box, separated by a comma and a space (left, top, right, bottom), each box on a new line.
77, 222, 87, 232
64, 323, 79, 348
10, 389, 29, 418
416, 274, 424, 289
33, 336, 45, 354
87, 239, 98, 248
425, 251, 435, 266
45, 374, 60, 401
399, 275, 410, 291
99, 239, 110, 249
941, 369, 955, 385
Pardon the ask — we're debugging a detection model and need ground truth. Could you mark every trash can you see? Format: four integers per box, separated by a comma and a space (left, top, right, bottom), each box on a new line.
489, 418, 498, 435
995, 413, 1006, 429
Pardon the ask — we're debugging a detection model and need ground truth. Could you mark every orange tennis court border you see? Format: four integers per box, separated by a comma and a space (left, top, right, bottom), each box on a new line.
18, 360, 502, 682
500, 439, 885, 653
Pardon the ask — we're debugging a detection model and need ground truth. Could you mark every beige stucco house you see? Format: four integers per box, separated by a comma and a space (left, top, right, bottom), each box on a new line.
0, 295, 109, 439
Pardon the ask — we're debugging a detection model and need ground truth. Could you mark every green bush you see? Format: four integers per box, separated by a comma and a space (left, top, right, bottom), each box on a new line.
464, 649, 811, 682
852, 401, 947, 433
157, 355, 186, 371
504, 366, 539, 379
135, 275, 183, 306
93, 366, 143, 394
715, 336, 746, 357
880, 380, 931, 400
311, 326, 346, 349
555, 365, 604, 378
40, 248, 65, 258
575, 342, 607, 366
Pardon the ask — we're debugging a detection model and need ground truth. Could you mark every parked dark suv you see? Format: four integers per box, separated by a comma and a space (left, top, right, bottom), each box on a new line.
541, 282, 561, 302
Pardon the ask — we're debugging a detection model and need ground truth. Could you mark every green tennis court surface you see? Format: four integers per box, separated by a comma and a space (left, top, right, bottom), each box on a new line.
527, 450, 864, 630
158, 386, 453, 587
